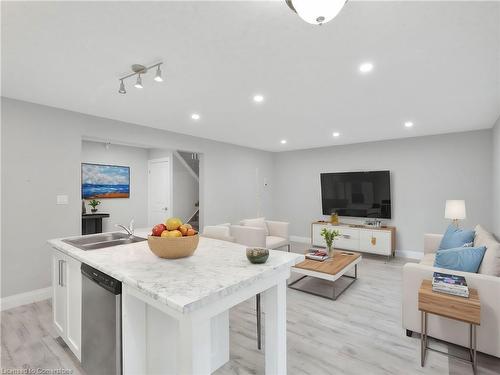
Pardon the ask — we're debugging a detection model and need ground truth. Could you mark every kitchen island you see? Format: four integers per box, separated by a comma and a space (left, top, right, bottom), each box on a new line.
48, 230, 303, 374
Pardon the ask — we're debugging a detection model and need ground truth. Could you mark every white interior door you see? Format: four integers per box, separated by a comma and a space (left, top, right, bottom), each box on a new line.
148, 158, 171, 226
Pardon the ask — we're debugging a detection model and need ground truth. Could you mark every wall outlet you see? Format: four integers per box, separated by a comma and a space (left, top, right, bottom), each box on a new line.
56, 195, 69, 205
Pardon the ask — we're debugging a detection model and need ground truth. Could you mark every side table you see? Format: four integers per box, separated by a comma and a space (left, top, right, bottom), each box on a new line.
418, 279, 480, 373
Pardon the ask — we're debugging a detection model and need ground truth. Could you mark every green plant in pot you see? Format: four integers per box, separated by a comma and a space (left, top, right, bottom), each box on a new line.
320, 227, 341, 256
88, 199, 101, 213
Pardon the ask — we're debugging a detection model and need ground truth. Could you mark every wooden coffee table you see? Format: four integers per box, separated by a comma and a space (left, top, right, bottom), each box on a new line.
288, 251, 361, 300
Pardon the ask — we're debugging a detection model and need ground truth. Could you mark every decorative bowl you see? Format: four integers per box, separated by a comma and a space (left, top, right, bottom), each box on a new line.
246, 247, 269, 264
147, 234, 199, 259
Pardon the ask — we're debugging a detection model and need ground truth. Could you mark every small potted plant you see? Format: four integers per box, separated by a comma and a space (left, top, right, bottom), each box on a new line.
320, 227, 341, 257
88, 199, 101, 213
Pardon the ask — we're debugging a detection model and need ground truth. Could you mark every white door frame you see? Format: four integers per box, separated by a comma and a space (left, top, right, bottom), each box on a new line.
148, 156, 173, 227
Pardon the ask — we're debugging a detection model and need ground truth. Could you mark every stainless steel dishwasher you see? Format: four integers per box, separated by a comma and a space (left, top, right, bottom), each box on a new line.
81, 263, 122, 375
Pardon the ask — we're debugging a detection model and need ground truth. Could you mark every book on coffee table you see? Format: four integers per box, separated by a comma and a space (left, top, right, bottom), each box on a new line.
305, 249, 329, 261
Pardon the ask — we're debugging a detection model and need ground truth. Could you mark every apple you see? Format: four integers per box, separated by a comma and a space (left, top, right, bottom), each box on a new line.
184, 223, 192, 229
152, 223, 167, 237
160, 230, 170, 237
186, 228, 196, 236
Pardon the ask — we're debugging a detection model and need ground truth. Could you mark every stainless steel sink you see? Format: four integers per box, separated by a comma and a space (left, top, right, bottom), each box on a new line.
62, 232, 146, 250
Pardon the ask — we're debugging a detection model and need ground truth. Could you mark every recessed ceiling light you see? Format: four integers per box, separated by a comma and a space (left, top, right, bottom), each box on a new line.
404, 121, 414, 128
280, 139, 287, 144
191, 113, 200, 120
253, 94, 264, 103
359, 62, 374, 74
333, 132, 340, 137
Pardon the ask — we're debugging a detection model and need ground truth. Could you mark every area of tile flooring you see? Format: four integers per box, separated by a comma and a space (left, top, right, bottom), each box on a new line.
2, 242, 499, 374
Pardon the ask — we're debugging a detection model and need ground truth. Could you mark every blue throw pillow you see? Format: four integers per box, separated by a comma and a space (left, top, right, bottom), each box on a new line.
433, 246, 486, 273
439, 225, 475, 250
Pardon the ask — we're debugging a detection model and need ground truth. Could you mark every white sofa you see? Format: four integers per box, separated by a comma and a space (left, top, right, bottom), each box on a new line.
402, 226, 500, 358
230, 217, 290, 251
201, 224, 235, 242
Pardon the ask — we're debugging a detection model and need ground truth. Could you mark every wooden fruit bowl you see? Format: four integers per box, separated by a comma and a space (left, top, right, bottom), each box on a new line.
147, 234, 199, 259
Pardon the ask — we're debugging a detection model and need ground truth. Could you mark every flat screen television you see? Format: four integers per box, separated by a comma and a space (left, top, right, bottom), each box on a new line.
320, 170, 391, 219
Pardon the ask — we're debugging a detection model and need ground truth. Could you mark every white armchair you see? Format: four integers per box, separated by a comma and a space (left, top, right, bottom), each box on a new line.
235, 217, 290, 251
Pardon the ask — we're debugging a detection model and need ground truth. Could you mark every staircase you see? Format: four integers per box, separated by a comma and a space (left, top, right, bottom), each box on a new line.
186, 209, 199, 231
175, 151, 200, 231
177, 151, 199, 177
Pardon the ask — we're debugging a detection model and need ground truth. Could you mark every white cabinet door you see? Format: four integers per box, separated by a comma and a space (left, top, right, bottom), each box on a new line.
52, 249, 66, 338
372, 231, 392, 255
359, 229, 392, 256
51, 248, 82, 361
334, 227, 359, 251
65, 255, 82, 360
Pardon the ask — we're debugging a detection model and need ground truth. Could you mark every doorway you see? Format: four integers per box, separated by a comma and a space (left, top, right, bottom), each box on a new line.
148, 157, 172, 227
147, 151, 200, 230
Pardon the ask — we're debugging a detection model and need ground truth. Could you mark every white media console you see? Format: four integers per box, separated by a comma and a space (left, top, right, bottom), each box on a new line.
311, 222, 396, 257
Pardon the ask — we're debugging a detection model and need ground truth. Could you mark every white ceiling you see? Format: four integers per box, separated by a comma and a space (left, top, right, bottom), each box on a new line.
2, 1, 499, 152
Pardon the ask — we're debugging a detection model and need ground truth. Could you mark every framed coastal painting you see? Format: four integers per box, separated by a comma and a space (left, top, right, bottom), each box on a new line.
81, 163, 130, 199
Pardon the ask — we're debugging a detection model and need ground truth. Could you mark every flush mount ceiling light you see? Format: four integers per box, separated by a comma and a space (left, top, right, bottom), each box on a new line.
280, 139, 287, 144
404, 121, 414, 128
253, 94, 264, 103
286, 0, 348, 26
191, 113, 201, 120
117, 62, 163, 94
359, 62, 374, 73
333, 132, 340, 137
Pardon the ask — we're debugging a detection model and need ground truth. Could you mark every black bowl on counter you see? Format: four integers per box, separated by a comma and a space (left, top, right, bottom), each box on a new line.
246, 247, 269, 264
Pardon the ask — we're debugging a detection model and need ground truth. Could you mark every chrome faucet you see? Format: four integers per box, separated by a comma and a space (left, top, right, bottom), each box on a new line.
115, 219, 134, 236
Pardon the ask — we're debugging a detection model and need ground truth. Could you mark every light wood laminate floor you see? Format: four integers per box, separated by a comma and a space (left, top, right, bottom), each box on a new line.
2, 243, 499, 374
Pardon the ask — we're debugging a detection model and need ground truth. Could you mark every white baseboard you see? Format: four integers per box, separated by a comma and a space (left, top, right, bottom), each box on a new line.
290, 235, 311, 244
395, 250, 424, 260
1, 286, 52, 311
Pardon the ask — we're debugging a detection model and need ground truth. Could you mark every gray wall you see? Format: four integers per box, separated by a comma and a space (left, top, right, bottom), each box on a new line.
1, 96, 496, 298
81, 140, 149, 232
273, 131, 493, 253
1, 98, 274, 298
493, 117, 500, 238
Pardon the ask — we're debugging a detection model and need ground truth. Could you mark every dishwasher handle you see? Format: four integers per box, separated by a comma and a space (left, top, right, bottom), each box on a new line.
81, 263, 122, 295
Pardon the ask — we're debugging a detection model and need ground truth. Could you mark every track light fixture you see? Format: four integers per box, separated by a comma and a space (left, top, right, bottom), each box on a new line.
134, 74, 143, 89
154, 65, 163, 82
117, 62, 163, 94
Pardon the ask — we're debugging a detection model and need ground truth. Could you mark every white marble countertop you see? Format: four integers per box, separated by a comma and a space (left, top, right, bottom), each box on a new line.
48, 229, 303, 314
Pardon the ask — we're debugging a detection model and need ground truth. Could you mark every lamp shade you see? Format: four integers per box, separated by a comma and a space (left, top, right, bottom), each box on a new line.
445, 200, 466, 220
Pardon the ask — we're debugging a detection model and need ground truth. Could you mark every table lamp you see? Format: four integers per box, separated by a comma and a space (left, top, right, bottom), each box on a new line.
445, 200, 466, 227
